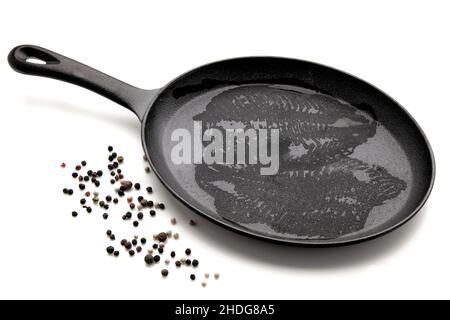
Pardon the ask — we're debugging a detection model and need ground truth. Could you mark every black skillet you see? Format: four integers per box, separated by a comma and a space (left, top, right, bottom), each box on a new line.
8, 45, 435, 246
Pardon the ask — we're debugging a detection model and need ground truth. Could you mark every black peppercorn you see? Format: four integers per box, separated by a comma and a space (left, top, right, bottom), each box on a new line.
134, 183, 140, 190
108, 146, 113, 152
154, 255, 160, 262
103, 213, 108, 220
175, 261, 181, 267
144, 254, 154, 265
125, 242, 132, 250
95, 181, 100, 187
192, 259, 199, 267
79, 183, 85, 190
118, 190, 124, 197
158, 247, 164, 254
130, 203, 135, 209
106, 246, 114, 254
113, 251, 119, 257
110, 179, 115, 184
87, 169, 92, 176
190, 274, 196, 280
133, 221, 139, 227
170, 251, 176, 258
126, 212, 132, 219
110, 234, 115, 241
71, 211, 78, 217
113, 198, 119, 204
157, 232, 167, 242
121, 239, 127, 246
152, 243, 158, 249
104, 204, 109, 210
149, 210, 156, 217
72, 172, 78, 178
185, 248, 191, 255
97, 170, 103, 177
138, 196, 143, 202
132, 239, 138, 246
140, 238, 146, 245
137, 212, 143, 220
129, 250, 135, 256
158, 203, 165, 209
83, 175, 89, 181
106, 195, 112, 202
106, 230, 112, 236
67, 189, 73, 195
81, 160, 87, 166
136, 246, 142, 253
146, 186, 153, 193
80, 198, 86, 205
185, 259, 192, 266
86, 207, 92, 213
161, 269, 169, 277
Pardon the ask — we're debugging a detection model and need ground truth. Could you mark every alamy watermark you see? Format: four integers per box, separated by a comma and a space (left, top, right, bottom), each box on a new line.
170, 121, 280, 175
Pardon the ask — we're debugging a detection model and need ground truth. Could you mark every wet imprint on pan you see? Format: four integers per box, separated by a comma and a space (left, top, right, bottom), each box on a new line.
193, 85, 408, 240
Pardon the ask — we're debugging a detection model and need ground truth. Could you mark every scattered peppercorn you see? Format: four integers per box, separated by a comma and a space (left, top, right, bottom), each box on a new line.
189, 219, 197, 226
113, 198, 119, 204
137, 212, 144, 220
125, 242, 132, 250
186, 259, 192, 266
157, 203, 165, 209
86, 207, 92, 213
126, 212, 132, 219
175, 260, 181, 267
144, 254, 154, 265
110, 234, 115, 241
81, 161, 87, 166
161, 269, 169, 277
128, 250, 135, 256
190, 274, 196, 281
157, 232, 168, 242
149, 210, 156, 217
130, 203, 135, 209
152, 243, 158, 249
158, 247, 164, 254
146, 186, 152, 193
72, 172, 78, 178
154, 255, 160, 263
114, 251, 119, 257
106, 246, 114, 254
75, 165, 81, 171
80, 198, 86, 205
72, 211, 78, 217
171, 251, 176, 258
133, 221, 139, 227
192, 259, 199, 267
121, 239, 127, 246
134, 183, 140, 190
185, 248, 191, 255
106, 230, 112, 236
140, 238, 146, 245
108, 146, 113, 152
79, 183, 85, 190
132, 239, 138, 246
103, 213, 108, 220
136, 246, 142, 253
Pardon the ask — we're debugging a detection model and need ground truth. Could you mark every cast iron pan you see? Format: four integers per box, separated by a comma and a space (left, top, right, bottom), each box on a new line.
8, 45, 435, 246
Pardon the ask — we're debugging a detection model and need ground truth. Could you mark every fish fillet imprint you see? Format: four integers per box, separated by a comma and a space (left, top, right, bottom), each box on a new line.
193, 85, 407, 239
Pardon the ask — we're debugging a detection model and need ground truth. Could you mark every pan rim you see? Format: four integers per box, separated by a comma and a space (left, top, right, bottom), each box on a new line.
140, 56, 436, 247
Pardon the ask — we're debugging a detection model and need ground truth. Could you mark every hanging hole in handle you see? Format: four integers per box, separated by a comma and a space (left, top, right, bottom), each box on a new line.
20, 46, 60, 65
26, 57, 47, 64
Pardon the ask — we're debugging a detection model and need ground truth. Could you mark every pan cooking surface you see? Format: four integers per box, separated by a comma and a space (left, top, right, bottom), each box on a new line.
155, 83, 413, 242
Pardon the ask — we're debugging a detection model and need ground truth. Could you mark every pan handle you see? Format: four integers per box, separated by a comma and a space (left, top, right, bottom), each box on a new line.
8, 45, 156, 121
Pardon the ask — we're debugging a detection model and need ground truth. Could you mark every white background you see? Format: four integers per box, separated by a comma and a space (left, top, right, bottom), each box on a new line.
0, 0, 448, 300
